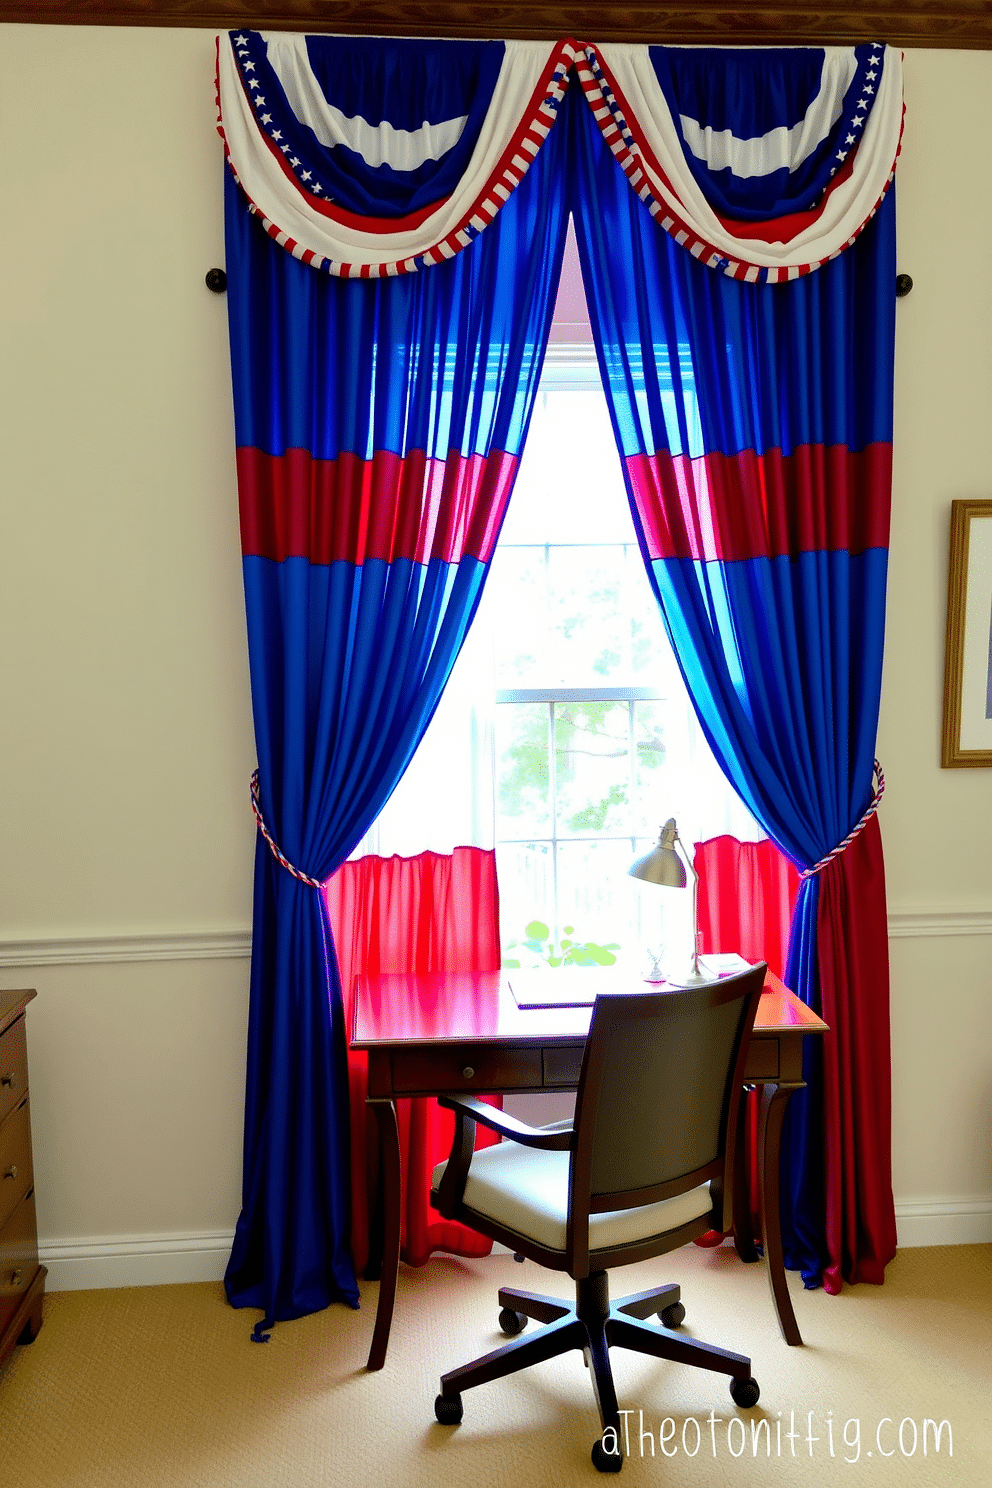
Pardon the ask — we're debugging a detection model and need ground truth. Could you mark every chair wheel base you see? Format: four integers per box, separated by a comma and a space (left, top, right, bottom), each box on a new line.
591, 1437, 624, 1472
730, 1376, 760, 1409
434, 1393, 463, 1425
659, 1301, 685, 1328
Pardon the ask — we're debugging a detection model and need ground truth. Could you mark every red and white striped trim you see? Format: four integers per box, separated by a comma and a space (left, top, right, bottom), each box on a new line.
575, 45, 903, 282
216, 36, 578, 278
800, 760, 885, 880
250, 770, 324, 889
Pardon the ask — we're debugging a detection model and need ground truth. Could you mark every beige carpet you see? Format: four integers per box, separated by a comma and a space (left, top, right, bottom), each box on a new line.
1, 1244, 989, 1487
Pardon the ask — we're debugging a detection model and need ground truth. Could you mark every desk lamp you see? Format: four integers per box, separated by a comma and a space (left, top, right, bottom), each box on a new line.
627, 817, 708, 985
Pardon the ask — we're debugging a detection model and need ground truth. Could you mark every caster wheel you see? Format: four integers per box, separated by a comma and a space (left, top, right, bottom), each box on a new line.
730, 1376, 760, 1409
660, 1302, 685, 1329
434, 1393, 463, 1425
512, 1252, 526, 1263
591, 1437, 624, 1473
499, 1307, 528, 1336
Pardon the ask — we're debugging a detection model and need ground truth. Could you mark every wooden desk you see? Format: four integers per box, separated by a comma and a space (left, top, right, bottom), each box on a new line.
352, 969, 827, 1372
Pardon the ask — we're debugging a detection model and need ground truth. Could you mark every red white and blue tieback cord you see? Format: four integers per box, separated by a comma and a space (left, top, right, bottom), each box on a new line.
800, 760, 885, 880
249, 770, 324, 889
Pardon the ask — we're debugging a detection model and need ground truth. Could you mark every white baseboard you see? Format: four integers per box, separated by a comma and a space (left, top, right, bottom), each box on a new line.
40, 1230, 235, 1292
894, 1198, 992, 1248
39, 1200, 990, 1294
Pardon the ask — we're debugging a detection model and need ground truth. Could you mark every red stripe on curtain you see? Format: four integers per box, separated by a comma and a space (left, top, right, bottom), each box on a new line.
326, 847, 502, 1273
626, 443, 892, 563
238, 446, 519, 565
693, 835, 801, 979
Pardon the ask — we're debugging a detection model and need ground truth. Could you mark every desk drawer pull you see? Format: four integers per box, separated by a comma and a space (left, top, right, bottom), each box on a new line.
1, 1073, 16, 1090
9, 1269, 23, 1289
4, 1165, 17, 1181
461, 1066, 474, 1080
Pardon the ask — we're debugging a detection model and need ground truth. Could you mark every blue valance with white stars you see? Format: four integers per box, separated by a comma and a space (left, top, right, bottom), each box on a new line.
216, 31, 902, 282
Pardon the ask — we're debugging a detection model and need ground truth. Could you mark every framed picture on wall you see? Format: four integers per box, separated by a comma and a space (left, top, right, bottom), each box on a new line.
941, 499, 992, 767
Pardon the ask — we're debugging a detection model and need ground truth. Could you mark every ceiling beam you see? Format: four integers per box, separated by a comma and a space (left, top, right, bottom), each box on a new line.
5, 2, 992, 49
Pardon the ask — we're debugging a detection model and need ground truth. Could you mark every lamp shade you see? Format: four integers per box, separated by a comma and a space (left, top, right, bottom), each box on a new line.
627, 818, 687, 887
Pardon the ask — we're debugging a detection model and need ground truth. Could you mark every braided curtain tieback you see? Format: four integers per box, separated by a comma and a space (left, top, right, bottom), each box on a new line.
799, 760, 885, 880
249, 771, 324, 889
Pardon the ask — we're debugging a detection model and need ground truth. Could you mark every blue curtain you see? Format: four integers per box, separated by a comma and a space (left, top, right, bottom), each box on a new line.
569, 86, 897, 1289
223, 115, 570, 1328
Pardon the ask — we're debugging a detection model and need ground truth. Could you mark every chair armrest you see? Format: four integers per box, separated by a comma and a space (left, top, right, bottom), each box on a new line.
437, 1094, 574, 1150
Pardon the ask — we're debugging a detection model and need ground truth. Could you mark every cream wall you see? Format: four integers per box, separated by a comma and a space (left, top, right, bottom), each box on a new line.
0, 25, 256, 1287
882, 49, 992, 1238
0, 27, 989, 1289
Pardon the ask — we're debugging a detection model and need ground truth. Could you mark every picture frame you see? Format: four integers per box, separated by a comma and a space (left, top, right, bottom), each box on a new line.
941, 499, 992, 767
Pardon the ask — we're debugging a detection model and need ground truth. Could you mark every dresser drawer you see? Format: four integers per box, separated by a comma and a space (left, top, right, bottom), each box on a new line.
0, 1190, 39, 1340
391, 1045, 543, 1094
0, 1098, 34, 1233
0, 1015, 28, 1127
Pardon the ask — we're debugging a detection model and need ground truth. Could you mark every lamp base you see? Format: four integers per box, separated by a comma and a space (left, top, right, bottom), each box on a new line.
664, 959, 717, 987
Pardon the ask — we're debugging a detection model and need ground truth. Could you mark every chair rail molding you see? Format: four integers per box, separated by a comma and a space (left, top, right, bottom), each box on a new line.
5, 1, 992, 48
0, 929, 252, 968
886, 908, 992, 939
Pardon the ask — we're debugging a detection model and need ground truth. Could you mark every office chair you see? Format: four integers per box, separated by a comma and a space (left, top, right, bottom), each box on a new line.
430, 964, 766, 1472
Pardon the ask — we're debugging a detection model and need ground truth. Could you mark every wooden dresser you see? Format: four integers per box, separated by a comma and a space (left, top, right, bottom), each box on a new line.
0, 989, 45, 1370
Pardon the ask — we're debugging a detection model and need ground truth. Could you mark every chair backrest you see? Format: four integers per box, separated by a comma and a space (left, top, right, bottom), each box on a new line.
567, 964, 765, 1265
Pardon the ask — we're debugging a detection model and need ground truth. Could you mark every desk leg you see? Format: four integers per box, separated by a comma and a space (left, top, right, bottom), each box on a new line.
758, 1083, 803, 1346
366, 1098, 401, 1372
732, 1085, 761, 1263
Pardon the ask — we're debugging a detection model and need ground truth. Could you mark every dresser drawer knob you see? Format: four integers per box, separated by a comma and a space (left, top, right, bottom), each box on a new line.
3, 1165, 17, 1181
9, 1269, 22, 1289
1, 1072, 16, 1090
461, 1066, 475, 1080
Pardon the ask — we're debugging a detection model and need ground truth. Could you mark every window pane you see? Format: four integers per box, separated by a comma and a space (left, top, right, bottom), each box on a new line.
545, 547, 628, 686
500, 390, 630, 546
554, 840, 640, 965
633, 699, 673, 837
490, 548, 549, 688
497, 842, 553, 967
489, 543, 680, 691
629, 564, 682, 685
495, 703, 551, 837
555, 700, 630, 837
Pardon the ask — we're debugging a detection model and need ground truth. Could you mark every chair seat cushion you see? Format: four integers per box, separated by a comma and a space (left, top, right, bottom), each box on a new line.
432, 1142, 713, 1254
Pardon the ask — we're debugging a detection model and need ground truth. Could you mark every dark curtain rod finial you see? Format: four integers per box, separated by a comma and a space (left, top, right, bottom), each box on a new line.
896, 273, 913, 298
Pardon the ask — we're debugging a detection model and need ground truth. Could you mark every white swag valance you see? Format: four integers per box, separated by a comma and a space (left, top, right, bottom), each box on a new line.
216, 31, 903, 282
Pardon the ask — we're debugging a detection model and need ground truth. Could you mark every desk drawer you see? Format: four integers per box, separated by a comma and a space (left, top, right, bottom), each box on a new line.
0, 1099, 34, 1233
391, 1045, 542, 1095
0, 1190, 39, 1340
543, 1045, 584, 1087
0, 1017, 28, 1128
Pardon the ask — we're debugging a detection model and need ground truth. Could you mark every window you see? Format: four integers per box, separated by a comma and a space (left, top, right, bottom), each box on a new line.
488, 380, 757, 972
355, 221, 759, 970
